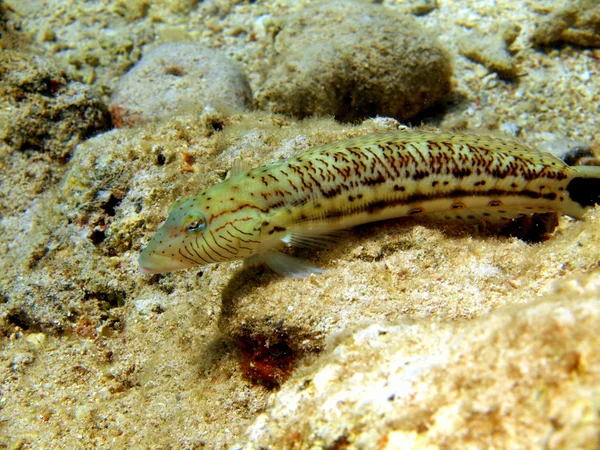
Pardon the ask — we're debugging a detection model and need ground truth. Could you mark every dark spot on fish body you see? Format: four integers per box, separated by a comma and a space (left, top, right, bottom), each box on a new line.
567, 177, 600, 207
291, 196, 309, 207
322, 209, 343, 220
412, 170, 429, 181
491, 168, 508, 179
452, 168, 473, 178
268, 226, 287, 235
363, 173, 387, 186
366, 201, 388, 215
428, 140, 442, 150
269, 201, 285, 209
322, 186, 343, 199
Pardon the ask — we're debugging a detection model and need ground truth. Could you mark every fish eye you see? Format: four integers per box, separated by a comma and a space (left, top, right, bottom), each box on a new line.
184, 214, 206, 233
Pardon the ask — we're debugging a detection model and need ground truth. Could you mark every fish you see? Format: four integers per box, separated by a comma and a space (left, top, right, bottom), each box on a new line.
138, 129, 600, 277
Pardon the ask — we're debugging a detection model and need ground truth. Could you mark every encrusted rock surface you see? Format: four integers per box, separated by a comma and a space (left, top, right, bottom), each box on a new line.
532, 0, 600, 48
236, 275, 600, 449
0, 50, 111, 213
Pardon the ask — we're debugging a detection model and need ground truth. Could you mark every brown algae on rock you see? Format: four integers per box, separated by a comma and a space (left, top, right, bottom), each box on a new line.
254, 0, 452, 122
1, 0, 600, 448
457, 23, 521, 80
532, 0, 600, 48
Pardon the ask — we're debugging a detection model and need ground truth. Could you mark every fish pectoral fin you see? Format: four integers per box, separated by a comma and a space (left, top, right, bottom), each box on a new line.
229, 158, 252, 177
245, 251, 325, 278
281, 229, 347, 249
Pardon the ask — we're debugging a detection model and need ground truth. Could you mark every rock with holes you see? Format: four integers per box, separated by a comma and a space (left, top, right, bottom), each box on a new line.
0, 50, 111, 215
254, 0, 452, 122
109, 43, 252, 127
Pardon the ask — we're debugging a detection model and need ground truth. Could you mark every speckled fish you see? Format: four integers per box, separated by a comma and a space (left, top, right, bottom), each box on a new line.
138, 130, 600, 277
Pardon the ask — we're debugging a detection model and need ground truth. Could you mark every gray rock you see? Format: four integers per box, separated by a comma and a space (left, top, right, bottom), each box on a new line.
109, 43, 252, 127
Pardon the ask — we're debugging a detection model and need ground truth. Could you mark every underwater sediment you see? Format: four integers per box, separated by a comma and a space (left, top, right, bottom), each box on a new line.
1, 0, 599, 448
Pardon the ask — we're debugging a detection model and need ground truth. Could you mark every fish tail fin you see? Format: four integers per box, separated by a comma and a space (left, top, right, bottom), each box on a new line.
567, 166, 600, 208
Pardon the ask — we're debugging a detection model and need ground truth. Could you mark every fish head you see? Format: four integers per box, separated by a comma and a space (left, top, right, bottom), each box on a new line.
138, 194, 261, 274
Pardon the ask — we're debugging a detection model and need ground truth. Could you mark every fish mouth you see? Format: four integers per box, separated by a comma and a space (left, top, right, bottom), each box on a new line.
138, 262, 167, 274
138, 250, 193, 274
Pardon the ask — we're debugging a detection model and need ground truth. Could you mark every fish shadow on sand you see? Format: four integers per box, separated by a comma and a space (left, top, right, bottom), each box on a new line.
219, 211, 559, 308
207, 212, 560, 383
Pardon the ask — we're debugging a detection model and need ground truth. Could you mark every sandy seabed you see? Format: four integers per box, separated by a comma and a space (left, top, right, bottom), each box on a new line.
1, 0, 599, 448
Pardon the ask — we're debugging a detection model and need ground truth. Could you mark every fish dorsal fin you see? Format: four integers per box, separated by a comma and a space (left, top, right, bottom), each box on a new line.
230, 158, 251, 177
449, 131, 566, 166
